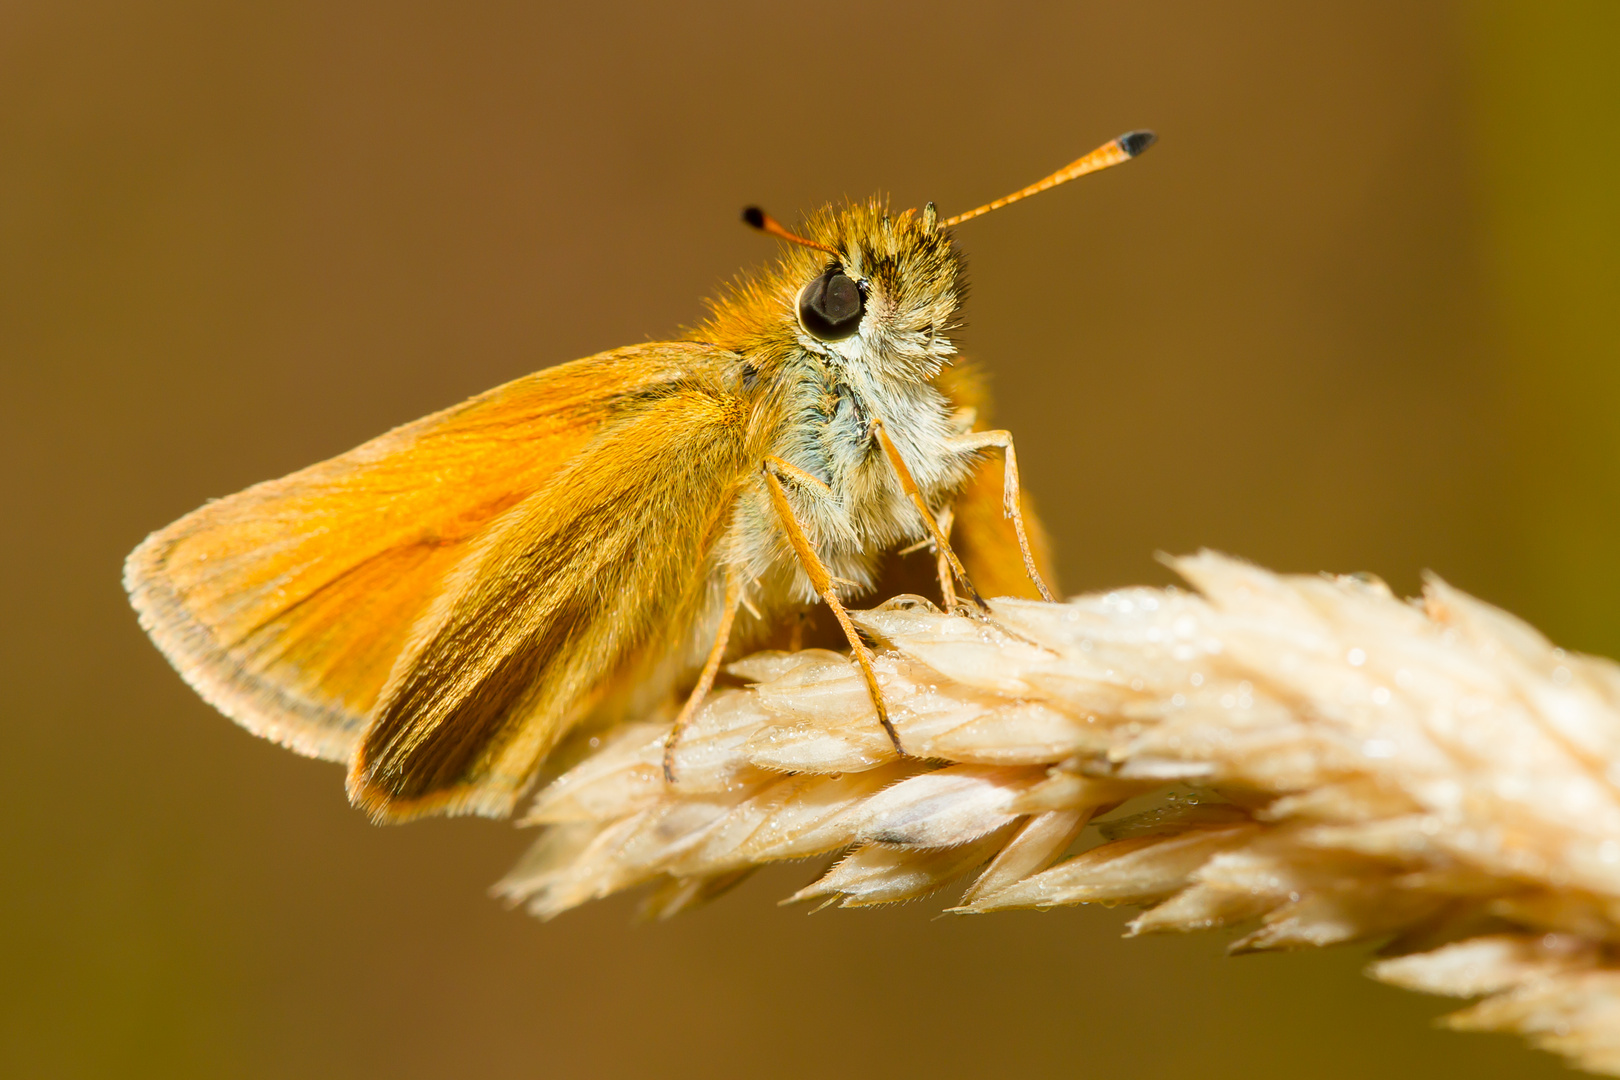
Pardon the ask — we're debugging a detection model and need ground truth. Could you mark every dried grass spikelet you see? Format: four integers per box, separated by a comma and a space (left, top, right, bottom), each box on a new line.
496, 552, 1620, 1075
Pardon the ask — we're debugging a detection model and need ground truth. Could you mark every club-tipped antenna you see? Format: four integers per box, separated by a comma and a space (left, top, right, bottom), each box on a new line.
942, 130, 1156, 228
741, 206, 840, 255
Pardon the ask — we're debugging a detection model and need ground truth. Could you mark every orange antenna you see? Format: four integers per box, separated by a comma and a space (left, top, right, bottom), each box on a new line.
942, 130, 1156, 228
741, 206, 840, 256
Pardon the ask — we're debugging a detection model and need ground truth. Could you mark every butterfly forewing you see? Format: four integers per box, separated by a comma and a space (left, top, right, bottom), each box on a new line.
124, 342, 734, 766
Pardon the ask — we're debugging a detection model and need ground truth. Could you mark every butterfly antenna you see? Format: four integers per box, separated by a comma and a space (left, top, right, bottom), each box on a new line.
741, 206, 840, 256
942, 130, 1156, 228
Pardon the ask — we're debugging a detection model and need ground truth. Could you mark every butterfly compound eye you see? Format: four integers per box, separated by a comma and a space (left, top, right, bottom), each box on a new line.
797, 266, 865, 341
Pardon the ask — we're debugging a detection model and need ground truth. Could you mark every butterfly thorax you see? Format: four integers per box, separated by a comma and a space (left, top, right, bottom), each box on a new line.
740, 352, 975, 607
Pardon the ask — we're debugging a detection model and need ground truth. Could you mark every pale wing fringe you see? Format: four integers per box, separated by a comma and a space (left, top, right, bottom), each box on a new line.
495, 551, 1620, 1076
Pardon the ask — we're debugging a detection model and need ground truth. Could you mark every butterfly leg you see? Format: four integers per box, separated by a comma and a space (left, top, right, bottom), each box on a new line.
762, 458, 904, 757
663, 571, 742, 784
872, 420, 988, 612
945, 429, 1055, 602
933, 505, 958, 610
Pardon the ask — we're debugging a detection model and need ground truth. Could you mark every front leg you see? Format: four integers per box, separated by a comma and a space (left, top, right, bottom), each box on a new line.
947, 429, 1055, 602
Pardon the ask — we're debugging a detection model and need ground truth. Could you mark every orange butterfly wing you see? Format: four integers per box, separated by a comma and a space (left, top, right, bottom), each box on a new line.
125, 342, 727, 764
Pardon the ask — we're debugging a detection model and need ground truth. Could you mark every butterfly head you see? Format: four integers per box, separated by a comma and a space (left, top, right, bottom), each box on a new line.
701, 199, 965, 384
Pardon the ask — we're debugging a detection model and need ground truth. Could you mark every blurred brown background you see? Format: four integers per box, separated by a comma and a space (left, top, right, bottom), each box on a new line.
3, 2, 1616, 1077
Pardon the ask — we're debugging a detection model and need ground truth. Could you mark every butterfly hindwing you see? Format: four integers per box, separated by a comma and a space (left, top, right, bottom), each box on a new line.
349, 374, 754, 820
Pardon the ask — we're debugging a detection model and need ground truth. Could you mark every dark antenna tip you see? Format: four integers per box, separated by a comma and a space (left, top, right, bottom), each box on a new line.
737, 206, 841, 255
1118, 130, 1158, 158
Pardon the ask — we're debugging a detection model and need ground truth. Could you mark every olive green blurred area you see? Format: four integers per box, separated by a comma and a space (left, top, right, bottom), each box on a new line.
3, 2, 1617, 1077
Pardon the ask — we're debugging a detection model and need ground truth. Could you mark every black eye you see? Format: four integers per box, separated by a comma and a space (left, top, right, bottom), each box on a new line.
797, 265, 865, 341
